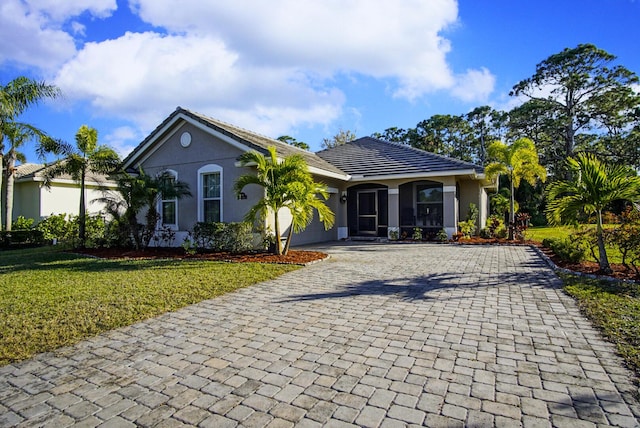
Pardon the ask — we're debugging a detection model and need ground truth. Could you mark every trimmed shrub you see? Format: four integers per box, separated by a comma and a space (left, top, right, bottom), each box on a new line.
12, 216, 35, 231
542, 237, 588, 263
190, 222, 254, 253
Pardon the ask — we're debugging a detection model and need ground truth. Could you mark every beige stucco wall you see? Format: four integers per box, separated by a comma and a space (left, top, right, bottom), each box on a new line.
12, 181, 41, 221
12, 180, 112, 222
457, 179, 486, 230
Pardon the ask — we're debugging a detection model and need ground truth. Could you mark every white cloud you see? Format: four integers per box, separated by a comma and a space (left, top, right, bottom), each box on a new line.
0, 0, 116, 71
5, 0, 499, 156
55, 31, 344, 139
451, 67, 496, 103
0, 0, 76, 70
129, 0, 463, 99
24, 0, 116, 21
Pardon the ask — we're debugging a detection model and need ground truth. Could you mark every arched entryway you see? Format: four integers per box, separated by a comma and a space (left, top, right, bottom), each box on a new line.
346, 184, 388, 238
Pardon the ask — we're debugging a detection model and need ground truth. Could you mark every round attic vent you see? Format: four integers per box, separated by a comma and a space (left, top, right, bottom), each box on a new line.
180, 131, 192, 147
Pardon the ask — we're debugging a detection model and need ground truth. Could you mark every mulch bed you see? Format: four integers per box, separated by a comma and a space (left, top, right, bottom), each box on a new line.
76, 247, 329, 265
77, 240, 638, 280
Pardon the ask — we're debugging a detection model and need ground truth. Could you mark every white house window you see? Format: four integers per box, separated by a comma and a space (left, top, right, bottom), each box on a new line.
198, 164, 223, 222
160, 170, 178, 227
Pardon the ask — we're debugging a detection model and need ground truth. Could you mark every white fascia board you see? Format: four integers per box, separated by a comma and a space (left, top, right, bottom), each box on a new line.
308, 166, 350, 181
348, 169, 480, 182
124, 113, 255, 169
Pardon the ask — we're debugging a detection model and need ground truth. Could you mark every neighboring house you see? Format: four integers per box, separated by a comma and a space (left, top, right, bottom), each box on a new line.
122, 107, 496, 245
9, 163, 117, 222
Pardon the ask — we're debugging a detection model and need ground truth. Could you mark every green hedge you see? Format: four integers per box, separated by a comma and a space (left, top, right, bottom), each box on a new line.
0, 230, 45, 248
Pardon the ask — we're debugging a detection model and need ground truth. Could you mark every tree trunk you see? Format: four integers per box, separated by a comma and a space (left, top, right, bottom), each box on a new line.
596, 210, 612, 274
273, 209, 282, 255
79, 167, 86, 249
282, 230, 293, 256
4, 157, 15, 231
508, 174, 515, 240
0, 153, 3, 230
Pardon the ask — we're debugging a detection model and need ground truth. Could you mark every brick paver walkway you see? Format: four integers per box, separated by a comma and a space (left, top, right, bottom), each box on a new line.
1, 243, 638, 427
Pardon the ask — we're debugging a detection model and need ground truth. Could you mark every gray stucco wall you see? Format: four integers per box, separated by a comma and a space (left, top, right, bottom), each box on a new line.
136, 122, 343, 246
138, 122, 263, 232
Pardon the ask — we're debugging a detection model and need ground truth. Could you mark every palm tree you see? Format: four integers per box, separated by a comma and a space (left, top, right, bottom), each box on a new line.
546, 153, 640, 274
2, 122, 54, 230
139, 170, 191, 248
0, 76, 61, 229
485, 138, 547, 239
94, 171, 148, 248
42, 125, 120, 248
234, 146, 334, 255
96, 168, 191, 248
281, 178, 335, 255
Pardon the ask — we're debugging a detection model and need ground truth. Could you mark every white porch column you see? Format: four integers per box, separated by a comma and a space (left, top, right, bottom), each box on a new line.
443, 184, 457, 237
387, 187, 399, 238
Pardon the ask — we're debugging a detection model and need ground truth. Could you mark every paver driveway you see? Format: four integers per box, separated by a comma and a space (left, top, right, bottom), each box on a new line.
1, 243, 639, 427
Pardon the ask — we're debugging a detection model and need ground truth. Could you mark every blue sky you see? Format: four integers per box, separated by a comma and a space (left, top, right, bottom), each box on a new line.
2, 0, 639, 163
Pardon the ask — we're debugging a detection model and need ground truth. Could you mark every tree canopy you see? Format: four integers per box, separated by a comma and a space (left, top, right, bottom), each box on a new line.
0, 76, 61, 230
485, 138, 547, 238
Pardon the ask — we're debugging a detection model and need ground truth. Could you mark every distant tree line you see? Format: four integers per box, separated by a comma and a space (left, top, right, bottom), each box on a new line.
371, 44, 640, 179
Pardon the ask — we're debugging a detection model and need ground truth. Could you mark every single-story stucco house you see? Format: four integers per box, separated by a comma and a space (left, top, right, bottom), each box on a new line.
122, 107, 496, 245
8, 163, 117, 223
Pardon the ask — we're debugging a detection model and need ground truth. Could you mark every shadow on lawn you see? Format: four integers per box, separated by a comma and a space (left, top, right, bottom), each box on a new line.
0, 248, 181, 274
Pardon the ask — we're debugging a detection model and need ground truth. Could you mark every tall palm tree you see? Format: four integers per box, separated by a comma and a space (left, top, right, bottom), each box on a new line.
41, 125, 120, 248
0, 76, 61, 229
2, 122, 53, 230
234, 146, 334, 255
546, 153, 640, 274
485, 138, 547, 239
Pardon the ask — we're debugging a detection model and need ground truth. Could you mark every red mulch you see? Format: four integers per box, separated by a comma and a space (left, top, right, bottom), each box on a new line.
77, 239, 638, 280
75, 247, 328, 265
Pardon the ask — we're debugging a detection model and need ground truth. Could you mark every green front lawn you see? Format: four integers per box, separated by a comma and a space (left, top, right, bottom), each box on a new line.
0, 247, 299, 365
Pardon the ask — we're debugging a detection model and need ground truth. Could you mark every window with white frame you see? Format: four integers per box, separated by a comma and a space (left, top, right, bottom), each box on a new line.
159, 170, 178, 227
198, 164, 223, 222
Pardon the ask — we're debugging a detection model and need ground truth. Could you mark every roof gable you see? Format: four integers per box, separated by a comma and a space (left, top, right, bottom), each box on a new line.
123, 107, 348, 180
316, 137, 485, 179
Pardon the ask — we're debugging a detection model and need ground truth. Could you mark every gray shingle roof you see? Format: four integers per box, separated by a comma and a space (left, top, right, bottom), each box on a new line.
316, 137, 484, 177
15, 162, 114, 184
123, 107, 348, 178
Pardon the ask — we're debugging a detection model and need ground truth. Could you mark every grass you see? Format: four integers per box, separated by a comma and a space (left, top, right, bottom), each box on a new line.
0, 246, 299, 365
526, 225, 574, 243
561, 273, 640, 378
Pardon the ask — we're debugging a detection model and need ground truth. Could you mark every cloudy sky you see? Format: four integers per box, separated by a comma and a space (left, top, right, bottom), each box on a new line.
2, 0, 639, 160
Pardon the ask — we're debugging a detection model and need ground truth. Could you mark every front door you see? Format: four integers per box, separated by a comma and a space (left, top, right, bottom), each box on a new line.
357, 190, 377, 235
